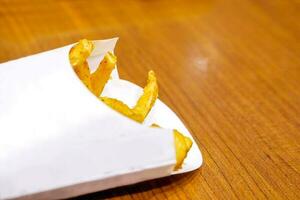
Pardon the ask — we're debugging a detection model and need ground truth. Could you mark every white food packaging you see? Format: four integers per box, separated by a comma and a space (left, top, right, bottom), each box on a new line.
0, 38, 202, 200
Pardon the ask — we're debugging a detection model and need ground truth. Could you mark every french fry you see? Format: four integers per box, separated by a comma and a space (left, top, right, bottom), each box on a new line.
101, 70, 158, 123
69, 40, 116, 95
100, 97, 144, 123
69, 39, 94, 67
100, 97, 134, 117
69, 39, 94, 89
173, 130, 193, 170
151, 124, 193, 170
91, 52, 117, 96
132, 70, 158, 122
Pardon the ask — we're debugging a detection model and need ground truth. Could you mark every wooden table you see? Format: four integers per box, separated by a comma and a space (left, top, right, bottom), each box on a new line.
1, 0, 299, 199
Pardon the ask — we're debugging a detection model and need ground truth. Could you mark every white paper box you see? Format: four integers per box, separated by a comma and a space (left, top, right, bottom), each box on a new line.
0, 38, 202, 199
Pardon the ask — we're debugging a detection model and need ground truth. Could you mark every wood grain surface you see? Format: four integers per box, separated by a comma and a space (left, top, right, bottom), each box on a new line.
1, 0, 300, 199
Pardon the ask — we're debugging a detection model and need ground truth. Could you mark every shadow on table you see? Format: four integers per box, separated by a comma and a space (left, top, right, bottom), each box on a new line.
71, 170, 199, 200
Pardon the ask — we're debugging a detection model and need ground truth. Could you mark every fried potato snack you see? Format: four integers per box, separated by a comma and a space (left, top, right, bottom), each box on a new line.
100, 97, 134, 118
151, 124, 193, 170
101, 70, 158, 123
69, 39, 94, 89
91, 52, 117, 96
69, 39, 116, 96
132, 70, 158, 122
173, 130, 193, 170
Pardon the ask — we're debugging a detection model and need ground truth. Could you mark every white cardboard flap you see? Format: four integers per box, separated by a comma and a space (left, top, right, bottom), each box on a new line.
0, 39, 202, 199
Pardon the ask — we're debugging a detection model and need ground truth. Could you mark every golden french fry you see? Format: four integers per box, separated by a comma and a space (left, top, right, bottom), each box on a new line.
173, 129, 193, 170
101, 70, 158, 123
100, 97, 144, 122
69, 39, 94, 89
91, 52, 117, 96
151, 124, 193, 170
69, 39, 94, 66
100, 97, 134, 117
132, 70, 158, 122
